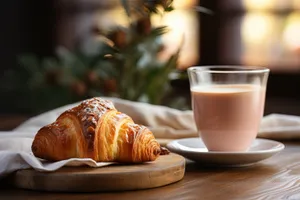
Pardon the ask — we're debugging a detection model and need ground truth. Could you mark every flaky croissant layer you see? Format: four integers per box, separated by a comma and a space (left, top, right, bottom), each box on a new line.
32, 97, 163, 163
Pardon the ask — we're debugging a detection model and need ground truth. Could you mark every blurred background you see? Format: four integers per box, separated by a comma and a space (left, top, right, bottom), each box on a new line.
0, 0, 300, 129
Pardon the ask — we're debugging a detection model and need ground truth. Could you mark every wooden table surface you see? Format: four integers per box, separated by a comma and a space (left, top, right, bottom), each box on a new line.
1, 141, 300, 200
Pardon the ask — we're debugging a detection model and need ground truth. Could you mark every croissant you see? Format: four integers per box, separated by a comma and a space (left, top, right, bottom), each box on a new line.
32, 97, 165, 163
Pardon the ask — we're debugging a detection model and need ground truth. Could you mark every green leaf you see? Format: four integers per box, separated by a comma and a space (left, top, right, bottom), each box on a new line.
18, 54, 40, 74
164, 6, 174, 12
56, 46, 87, 78
27, 72, 45, 89
10, 0, 185, 110
94, 67, 111, 79
150, 26, 170, 37
42, 57, 59, 70
143, 47, 180, 104
88, 89, 105, 98
145, 5, 161, 14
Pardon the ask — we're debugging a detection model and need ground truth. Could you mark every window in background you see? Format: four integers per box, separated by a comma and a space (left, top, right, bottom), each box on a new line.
220, 0, 300, 72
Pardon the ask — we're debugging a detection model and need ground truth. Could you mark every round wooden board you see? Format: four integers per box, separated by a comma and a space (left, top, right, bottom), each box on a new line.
12, 153, 185, 192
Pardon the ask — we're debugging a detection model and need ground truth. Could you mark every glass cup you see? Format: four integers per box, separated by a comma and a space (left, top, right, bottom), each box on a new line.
187, 66, 269, 152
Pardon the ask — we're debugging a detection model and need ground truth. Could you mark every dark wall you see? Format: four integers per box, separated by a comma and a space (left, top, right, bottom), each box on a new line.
0, 1, 56, 114
0, 0, 56, 74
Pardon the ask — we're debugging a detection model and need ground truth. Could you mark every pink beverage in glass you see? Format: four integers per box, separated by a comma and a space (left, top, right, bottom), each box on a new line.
188, 66, 269, 152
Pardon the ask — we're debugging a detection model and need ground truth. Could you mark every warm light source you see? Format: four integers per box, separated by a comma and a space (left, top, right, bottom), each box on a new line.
242, 13, 275, 45
243, 0, 275, 9
293, 0, 300, 10
173, 0, 198, 8
95, 8, 129, 29
240, 12, 279, 66
152, 0, 199, 69
283, 13, 300, 51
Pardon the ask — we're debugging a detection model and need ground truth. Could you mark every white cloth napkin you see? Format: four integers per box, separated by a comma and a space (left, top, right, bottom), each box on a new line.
13, 97, 197, 139
259, 114, 300, 140
0, 97, 194, 178
0, 137, 111, 177
1, 97, 300, 177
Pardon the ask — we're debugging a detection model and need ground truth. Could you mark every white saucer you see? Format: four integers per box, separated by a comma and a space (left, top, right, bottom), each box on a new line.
166, 138, 285, 167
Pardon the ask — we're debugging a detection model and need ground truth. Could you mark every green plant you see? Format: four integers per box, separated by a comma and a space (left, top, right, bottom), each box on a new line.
8, 0, 188, 113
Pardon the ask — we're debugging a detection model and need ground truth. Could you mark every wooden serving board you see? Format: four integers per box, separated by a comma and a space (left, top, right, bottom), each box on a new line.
12, 153, 185, 192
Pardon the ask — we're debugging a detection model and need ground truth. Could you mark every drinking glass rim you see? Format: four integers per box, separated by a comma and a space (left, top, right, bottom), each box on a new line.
188, 66, 270, 74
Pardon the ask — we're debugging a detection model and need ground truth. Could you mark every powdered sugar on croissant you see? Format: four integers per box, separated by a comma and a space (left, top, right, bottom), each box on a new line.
31, 97, 163, 163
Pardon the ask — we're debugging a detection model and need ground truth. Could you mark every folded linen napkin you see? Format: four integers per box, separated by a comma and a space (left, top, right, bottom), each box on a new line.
259, 114, 300, 140
0, 137, 111, 177
13, 97, 197, 139
1, 97, 300, 177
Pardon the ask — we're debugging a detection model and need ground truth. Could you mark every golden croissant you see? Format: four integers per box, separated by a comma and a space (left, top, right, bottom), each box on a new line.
32, 97, 166, 163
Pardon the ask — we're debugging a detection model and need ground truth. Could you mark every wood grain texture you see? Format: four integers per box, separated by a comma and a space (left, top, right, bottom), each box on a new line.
1, 141, 300, 200
12, 153, 185, 192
